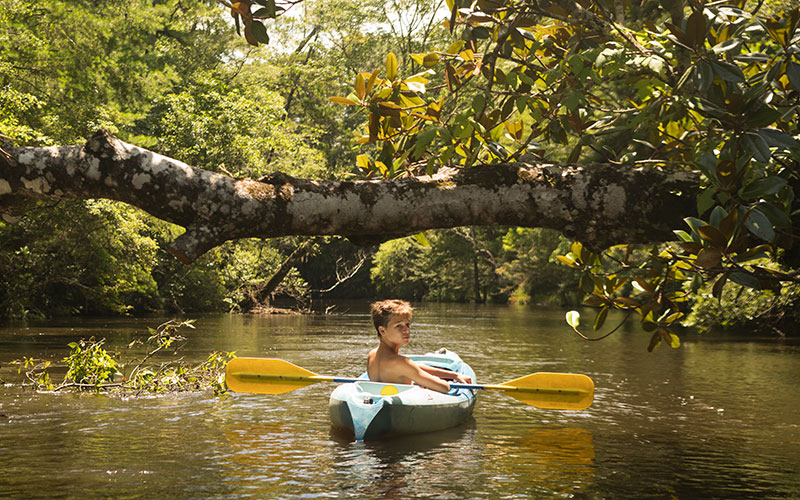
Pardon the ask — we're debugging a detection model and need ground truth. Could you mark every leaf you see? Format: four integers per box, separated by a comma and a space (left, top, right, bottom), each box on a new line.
745, 107, 781, 128
446, 40, 466, 54
744, 208, 775, 242
329, 96, 359, 105
709, 206, 727, 229
719, 208, 738, 240
413, 127, 437, 157
711, 61, 745, 83
674, 230, 694, 242
693, 61, 714, 93
356, 154, 371, 171
665, 22, 694, 49
365, 69, 380, 95
613, 297, 641, 308
557, 255, 579, 268
249, 20, 269, 44
712, 38, 742, 53
697, 186, 717, 216
633, 277, 656, 294
593, 306, 608, 331
729, 271, 761, 289
686, 11, 707, 48
741, 132, 771, 163
580, 274, 596, 294
787, 61, 800, 91
386, 52, 398, 81
423, 52, 439, 68
565, 311, 581, 328
695, 248, 722, 269
697, 225, 728, 247
755, 202, 791, 228
739, 176, 787, 200
647, 331, 661, 352
712, 273, 728, 299
668, 332, 681, 349
355, 73, 366, 100
758, 128, 800, 150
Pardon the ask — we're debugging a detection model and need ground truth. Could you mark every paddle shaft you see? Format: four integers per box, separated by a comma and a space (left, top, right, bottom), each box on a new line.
229, 372, 586, 395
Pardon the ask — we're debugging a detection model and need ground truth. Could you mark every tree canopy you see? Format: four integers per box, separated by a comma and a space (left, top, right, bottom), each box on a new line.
2, 0, 799, 345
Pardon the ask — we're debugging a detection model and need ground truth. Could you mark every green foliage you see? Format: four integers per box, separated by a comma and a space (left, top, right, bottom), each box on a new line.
140, 75, 327, 178
683, 262, 800, 334
0, 200, 162, 319
498, 228, 581, 305
16, 320, 235, 394
64, 339, 121, 388
0, 1, 322, 320
371, 227, 575, 304
0, 0, 234, 144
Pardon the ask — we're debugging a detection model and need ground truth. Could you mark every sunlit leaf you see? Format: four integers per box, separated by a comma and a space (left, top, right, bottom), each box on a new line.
386, 52, 398, 81
565, 311, 580, 328
329, 96, 359, 105
697, 225, 727, 247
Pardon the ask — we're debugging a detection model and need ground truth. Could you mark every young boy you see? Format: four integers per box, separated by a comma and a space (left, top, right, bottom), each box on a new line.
367, 299, 471, 394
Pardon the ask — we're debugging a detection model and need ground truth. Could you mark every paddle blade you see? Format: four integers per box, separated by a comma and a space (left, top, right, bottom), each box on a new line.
500, 372, 594, 411
225, 357, 321, 395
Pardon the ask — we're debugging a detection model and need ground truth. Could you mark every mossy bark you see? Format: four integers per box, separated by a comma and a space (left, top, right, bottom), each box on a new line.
1, 130, 700, 263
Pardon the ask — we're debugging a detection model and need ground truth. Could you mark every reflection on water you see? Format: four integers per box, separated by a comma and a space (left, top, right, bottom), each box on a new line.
1, 304, 799, 498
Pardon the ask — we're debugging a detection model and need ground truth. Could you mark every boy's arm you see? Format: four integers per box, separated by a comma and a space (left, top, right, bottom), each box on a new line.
419, 365, 472, 385
399, 358, 451, 394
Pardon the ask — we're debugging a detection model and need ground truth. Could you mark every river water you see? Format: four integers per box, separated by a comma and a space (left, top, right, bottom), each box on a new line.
0, 303, 798, 499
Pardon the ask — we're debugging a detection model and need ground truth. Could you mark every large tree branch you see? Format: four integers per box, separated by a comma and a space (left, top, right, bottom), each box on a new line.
0, 130, 699, 263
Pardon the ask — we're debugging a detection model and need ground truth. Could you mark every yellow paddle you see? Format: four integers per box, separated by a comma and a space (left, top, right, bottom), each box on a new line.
225, 357, 594, 411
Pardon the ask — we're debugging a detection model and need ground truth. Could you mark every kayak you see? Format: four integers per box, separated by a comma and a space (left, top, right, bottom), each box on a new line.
328, 349, 477, 441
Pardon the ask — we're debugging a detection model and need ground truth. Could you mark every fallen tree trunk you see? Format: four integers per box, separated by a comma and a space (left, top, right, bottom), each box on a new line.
0, 130, 700, 263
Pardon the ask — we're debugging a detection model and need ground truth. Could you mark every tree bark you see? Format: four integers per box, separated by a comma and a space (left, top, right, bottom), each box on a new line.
0, 130, 700, 263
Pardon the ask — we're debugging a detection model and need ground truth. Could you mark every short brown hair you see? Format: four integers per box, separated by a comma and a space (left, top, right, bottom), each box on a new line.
371, 300, 413, 335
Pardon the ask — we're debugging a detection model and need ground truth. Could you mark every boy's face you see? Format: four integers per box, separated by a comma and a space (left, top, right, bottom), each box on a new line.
379, 313, 412, 346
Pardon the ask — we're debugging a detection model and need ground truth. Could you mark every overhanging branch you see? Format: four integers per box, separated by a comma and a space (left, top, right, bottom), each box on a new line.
0, 130, 700, 263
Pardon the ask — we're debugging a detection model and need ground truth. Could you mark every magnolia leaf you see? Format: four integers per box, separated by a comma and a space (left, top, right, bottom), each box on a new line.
329, 96, 359, 105
386, 52, 398, 81
744, 209, 776, 242
593, 306, 608, 331
729, 271, 761, 289
647, 333, 661, 352
355, 73, 366, 100
250, 20, 269, 44
697, 224, 727, 247
741, 132, 771, 163
695, 248, 722, 269
712, 38, 742, 53
557, 255, 579, 268
758, 128, 800, 149
787, 61, 800, 91
565, 311, 581, 328
711, 61, 745, 83
739, 176, 787, 200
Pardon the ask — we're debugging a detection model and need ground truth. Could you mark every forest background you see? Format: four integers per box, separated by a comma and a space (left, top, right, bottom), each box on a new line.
1, 0, 797, 337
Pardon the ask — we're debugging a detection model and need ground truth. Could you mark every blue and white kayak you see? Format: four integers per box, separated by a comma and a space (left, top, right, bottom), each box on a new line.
328, 349, 477, 441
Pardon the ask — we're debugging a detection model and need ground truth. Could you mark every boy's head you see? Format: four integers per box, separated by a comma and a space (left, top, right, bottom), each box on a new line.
370, 299, 413, 336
